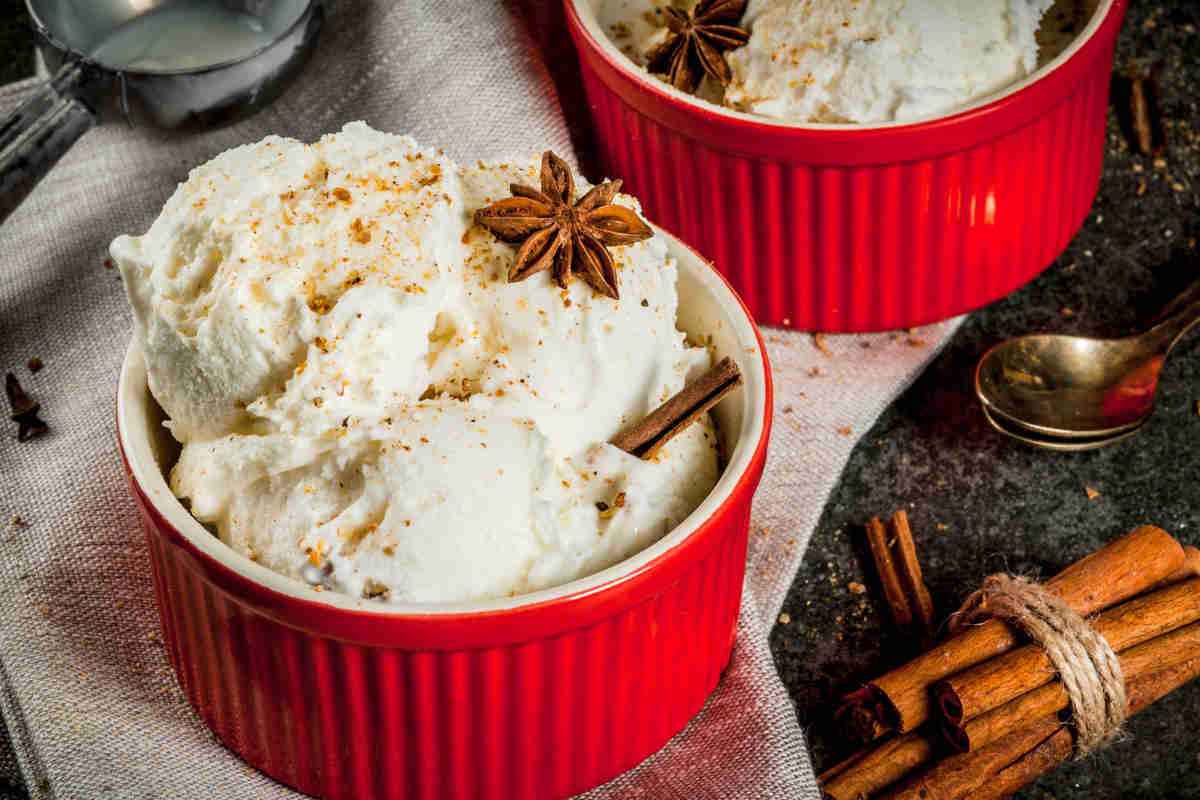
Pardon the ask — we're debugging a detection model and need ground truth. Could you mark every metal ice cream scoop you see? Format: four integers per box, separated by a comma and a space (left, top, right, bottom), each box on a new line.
0, 0, 326, 225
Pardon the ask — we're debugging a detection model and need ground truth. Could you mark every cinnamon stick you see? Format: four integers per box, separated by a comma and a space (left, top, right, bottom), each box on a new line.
1166, 546, 1200, 584
943, 621, 1200, 754
960, 657, 1200, 800
825, 624, 1200, 799
936, 577, 1200, 727
1116, 62, 1166, 157
835, 687, 892, 744
817, 746, 871, 784
858, 512, 935, 643
891, 511, 936, 640
905, 658, 1200, 800
838, 526, 1186, 741
820, 728, 937, 800
609, 357, 741, 459
867, 516, 913, 628
878, 716, 1062, 800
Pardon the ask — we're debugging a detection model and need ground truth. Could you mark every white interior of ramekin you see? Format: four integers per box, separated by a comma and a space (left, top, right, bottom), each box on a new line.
117, 227, 769, 616
571, 0, 1114, 131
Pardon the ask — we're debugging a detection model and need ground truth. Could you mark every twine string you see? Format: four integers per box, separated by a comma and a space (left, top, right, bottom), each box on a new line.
950, 574, 1126, 756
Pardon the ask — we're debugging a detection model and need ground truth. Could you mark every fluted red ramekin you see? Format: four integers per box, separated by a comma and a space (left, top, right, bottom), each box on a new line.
117, 229, 772, 800
566, 0, 1127, 332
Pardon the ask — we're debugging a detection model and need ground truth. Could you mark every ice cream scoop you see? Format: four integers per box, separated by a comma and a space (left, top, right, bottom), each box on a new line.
724, 0, 1055, 123
0, 0, 324, 225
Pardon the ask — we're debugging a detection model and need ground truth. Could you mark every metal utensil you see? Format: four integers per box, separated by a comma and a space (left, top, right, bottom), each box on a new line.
980, 403, 1147, 452
0, 0, 325, 225
975, 279, 1200, 445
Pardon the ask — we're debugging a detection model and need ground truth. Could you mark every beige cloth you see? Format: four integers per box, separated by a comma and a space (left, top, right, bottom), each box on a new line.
0, 3, 959, 797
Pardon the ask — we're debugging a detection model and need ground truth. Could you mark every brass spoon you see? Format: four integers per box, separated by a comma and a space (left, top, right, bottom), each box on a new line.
975, 279, 1200, 446
980, 403, 1147, 452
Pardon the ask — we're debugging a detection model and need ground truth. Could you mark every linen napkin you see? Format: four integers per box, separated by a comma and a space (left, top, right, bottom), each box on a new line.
0, 3, 959, 797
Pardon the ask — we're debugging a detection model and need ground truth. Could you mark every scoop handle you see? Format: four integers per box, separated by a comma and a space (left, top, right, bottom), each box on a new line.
1146, 278, 1200, 354
0, 61, 100, 226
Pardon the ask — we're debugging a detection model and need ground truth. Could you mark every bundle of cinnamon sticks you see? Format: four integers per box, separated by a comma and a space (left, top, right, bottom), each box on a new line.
820, 524, 1200, 800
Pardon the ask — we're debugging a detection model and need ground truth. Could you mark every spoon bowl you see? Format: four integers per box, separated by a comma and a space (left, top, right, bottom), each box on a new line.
976, 334, 1164, 438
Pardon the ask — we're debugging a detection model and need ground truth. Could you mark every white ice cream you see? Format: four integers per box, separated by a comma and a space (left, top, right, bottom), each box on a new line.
603, 0, 1061, 124
113, 122, 720, 604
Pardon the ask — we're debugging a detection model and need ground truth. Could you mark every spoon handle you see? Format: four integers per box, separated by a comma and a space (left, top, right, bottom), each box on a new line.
0, 61, 99, 225
1147, 278, 1200, 353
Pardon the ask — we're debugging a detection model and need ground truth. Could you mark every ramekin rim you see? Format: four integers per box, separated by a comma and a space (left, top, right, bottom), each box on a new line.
116, 225, 771, 619
564, 0, 1118, 133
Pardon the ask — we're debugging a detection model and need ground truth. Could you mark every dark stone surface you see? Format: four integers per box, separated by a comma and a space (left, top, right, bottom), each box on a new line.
0, 0, 30, 87
0, 1, 1196, 799
771, 2, 1200, 798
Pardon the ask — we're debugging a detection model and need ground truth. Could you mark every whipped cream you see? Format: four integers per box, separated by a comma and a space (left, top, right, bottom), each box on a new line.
114, 122, 720, 604
603, 0, 1064, 124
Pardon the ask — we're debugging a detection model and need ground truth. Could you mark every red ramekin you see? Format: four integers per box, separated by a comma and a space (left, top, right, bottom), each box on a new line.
117, 229, 773, 800
565, 0, 1127, 332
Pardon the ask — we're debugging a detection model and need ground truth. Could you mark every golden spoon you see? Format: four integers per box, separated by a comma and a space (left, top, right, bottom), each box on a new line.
975, 279, 1200, 447
979, 403, 1147, 452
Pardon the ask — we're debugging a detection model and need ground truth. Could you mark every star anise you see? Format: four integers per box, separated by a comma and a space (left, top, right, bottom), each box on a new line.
473, 151, 653, 300
645, 0, 750, 93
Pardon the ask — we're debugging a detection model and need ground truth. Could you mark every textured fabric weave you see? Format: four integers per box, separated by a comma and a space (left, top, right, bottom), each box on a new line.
0, 3, 958, 797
